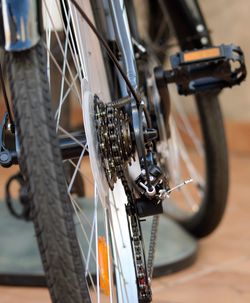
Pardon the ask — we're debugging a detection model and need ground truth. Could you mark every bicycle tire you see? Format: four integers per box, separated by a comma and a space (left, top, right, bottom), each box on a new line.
8, 42, 90, 302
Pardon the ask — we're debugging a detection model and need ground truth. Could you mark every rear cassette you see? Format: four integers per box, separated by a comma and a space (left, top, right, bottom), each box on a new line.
94, 96, 134, 189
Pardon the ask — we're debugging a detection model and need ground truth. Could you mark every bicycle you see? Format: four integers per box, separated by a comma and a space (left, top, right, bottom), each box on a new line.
0, 0, 246, 302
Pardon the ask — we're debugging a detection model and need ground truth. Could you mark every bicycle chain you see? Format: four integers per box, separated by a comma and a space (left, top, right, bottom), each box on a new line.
94, 96, 152, 302
147, 215, 159, 280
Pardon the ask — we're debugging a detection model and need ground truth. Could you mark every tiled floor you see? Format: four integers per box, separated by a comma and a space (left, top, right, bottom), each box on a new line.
1, 152, 249, 302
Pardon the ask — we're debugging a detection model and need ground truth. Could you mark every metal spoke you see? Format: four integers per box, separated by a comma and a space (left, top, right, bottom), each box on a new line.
69, 3, 89, 80
85, 199, 97, 275
68, 159, 94, 186
104, 207, 114, 303
43, 41, 81, 101
60, 0, 84, 77
67, 145, 87, 193
43, 0, 80, 85
69, 194, 97, 266
54, 73, 80, 121
58, 125, 85, 149
172, 95, 204, 157
56, 10, 71, 131
180, 186, 199, 212
70, 198, 92, 229
174, 120, 204, 188
77, 237, 97, 295
94, 186, 101, 303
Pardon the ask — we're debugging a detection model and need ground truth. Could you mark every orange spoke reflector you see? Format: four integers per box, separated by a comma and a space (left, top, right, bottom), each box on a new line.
183, 47, 220, 63
98, 236, 110, 296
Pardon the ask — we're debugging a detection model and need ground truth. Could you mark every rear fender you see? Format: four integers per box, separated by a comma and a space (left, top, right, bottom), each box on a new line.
0, 0, 42, 52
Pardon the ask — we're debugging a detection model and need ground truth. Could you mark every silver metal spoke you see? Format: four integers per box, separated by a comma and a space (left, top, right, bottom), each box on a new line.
67, 146, 87, 193
45, 16, 52, 85
68, 159, 94, 186
94, 186, 101, 303
58, 125, 85, 148
70, 198, 92, 229
69, 4, 89, 80
104, 208, 114, 303
54, 73, 80, 121
175, 122, 204, 189
170, 116, 203, 188
56, 11, 71, 131
69, 194, 97, 266
180, 185, 199, 212
60, 0, 84, 77
172, 96, 204, 157
43, 0, 81, 85
43, 41, 81, 101
77, 237, 97, 295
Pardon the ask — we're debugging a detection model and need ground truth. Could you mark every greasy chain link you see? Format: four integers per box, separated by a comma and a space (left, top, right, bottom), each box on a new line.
94, 97, 152, 302
147, 215, 159, 280
122, 177, 152, 302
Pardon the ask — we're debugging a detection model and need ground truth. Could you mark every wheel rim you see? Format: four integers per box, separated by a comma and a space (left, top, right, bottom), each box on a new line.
42, 1, 138, 301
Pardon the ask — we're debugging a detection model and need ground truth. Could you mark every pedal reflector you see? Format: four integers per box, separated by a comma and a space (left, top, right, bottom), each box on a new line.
183, 47, 220, 63
162, 44, 247, 95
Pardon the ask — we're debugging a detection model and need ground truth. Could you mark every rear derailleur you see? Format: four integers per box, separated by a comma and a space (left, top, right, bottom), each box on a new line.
94, 96, 192, 219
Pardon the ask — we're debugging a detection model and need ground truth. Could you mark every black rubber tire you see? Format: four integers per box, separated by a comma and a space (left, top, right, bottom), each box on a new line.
179, 93, 229, 238
7, 42, 91, 303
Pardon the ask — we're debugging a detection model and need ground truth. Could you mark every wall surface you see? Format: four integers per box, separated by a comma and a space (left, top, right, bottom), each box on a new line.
199, 0, 250, 122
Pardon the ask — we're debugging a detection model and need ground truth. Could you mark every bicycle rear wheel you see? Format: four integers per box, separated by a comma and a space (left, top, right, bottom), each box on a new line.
8, 1, 138, 302
146, 1, 229, 238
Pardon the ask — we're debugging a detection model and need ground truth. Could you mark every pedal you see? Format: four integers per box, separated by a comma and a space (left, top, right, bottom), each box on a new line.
162, 44, 246, 95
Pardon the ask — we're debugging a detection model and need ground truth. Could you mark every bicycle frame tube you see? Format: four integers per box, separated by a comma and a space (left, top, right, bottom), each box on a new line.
162, 0, 212, 50
107, 0, 138, 92
0, 0, 42, 51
